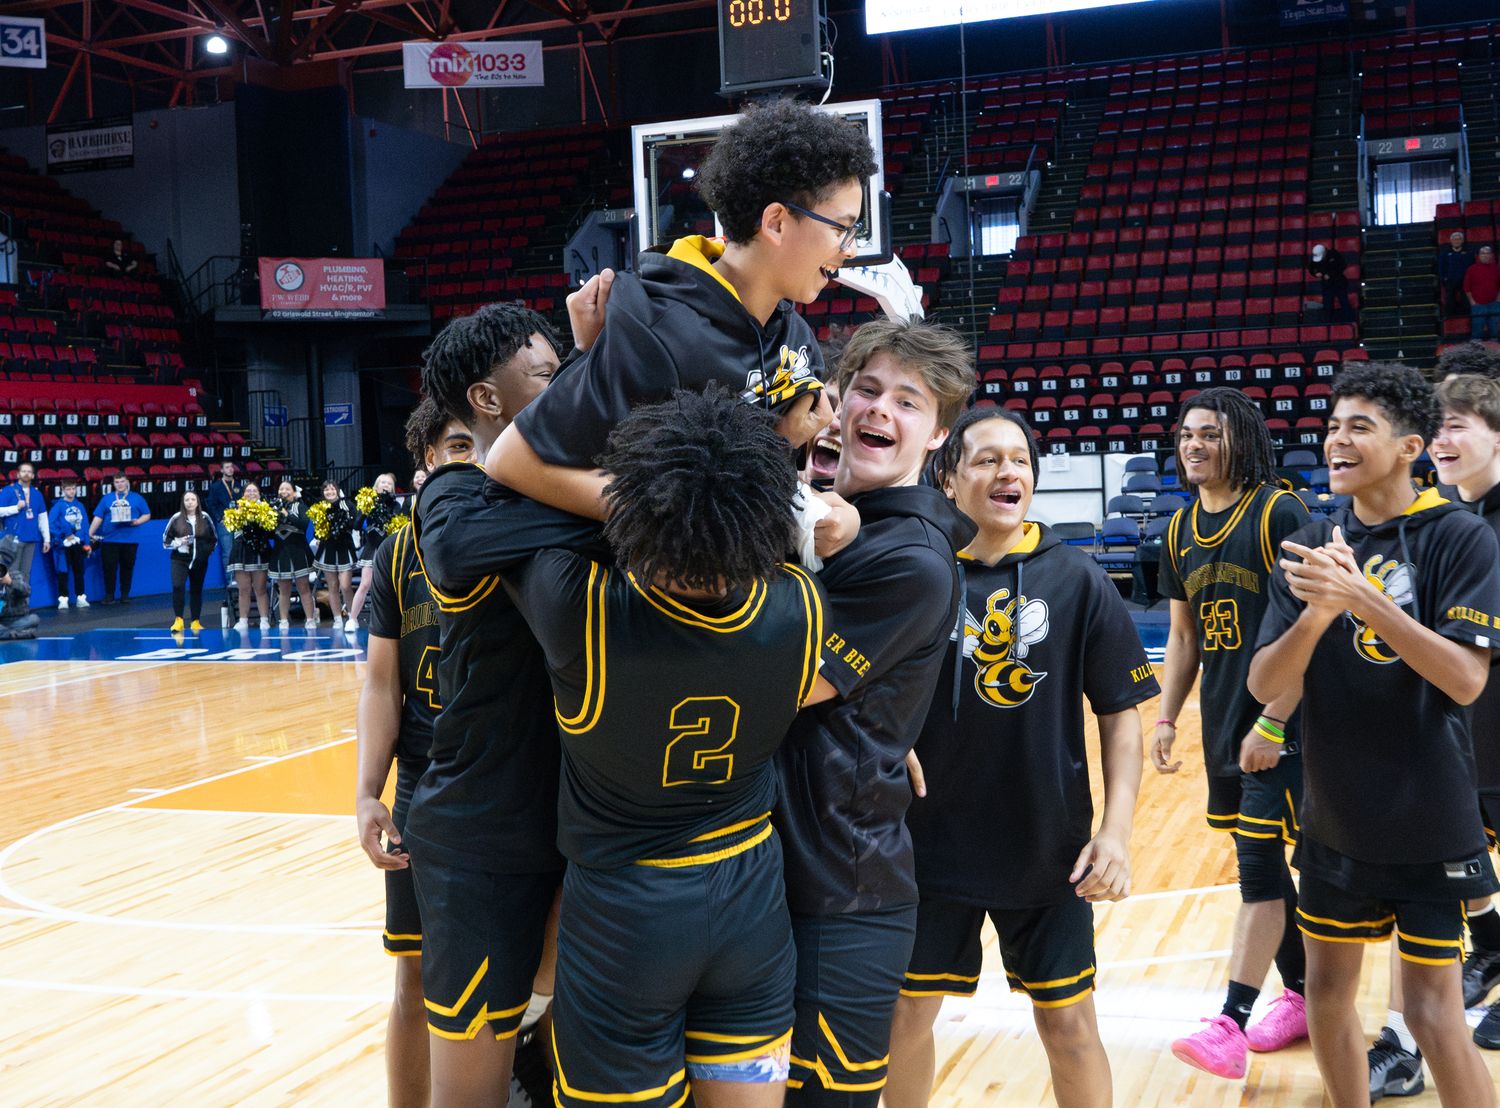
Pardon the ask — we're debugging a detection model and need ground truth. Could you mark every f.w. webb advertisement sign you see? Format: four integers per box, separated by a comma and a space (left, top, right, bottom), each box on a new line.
258, 258, 386, 318
403, 40, 543, 88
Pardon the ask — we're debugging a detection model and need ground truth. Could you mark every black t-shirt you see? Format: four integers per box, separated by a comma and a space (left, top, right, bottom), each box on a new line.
1256, 490, 1500, 868
404, 462, 602, 874
907, 524, 1160, 908
512, 238, 823, 469
367, 526, 440, 763
509, 549, 828, 869
1437, 479, 1500, 796
1158, 485, 1309, 776
773, 484, 978, 917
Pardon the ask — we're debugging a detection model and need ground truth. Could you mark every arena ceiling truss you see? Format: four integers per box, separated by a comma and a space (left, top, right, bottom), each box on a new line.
0, 0, 716, 119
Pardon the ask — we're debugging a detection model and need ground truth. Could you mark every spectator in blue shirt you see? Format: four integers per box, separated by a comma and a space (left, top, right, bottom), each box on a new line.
0, 462, 50, 597
47, 477, 91, 609
87, 472, 151, 605
1440, 230, 1476, 318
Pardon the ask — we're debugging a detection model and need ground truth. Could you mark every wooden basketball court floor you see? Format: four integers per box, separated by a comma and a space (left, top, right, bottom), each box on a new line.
2, 631, 1498, 1106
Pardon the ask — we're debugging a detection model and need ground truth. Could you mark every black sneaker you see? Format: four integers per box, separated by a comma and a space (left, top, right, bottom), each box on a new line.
1368, 1027, 1424, 1100
1476, 1002, 1500, 1049
119, 596, 131, 605
98, 597, 115, 606
1463, 948, 1500, 1008
511, 1024, 552, 1107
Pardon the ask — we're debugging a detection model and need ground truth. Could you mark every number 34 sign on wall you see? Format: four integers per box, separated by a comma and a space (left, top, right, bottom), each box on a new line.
403, 41, 543, 88
0, 16, 45, 69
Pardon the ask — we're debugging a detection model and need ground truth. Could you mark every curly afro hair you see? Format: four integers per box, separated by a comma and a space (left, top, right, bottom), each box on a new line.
1436, 341, 1500, 381
599, 387, 798, 591
421, 302, 558, 426
697, 99, 878, 244
1330, 361, 1440, 444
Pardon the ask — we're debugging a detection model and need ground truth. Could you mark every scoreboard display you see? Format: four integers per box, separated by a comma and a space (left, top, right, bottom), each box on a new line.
718, 0, 825, 95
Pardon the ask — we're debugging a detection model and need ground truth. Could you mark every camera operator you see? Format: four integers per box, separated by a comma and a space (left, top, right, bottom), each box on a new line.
0, 535, 40, 640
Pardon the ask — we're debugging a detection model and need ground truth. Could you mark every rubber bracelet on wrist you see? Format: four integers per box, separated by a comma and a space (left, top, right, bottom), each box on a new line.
1155, 718, 1176, 729
1252, 716, 1285, 744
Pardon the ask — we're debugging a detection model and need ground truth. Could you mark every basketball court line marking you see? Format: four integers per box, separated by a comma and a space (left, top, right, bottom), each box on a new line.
0, 976, 390, 1004
0, 660, 174, 698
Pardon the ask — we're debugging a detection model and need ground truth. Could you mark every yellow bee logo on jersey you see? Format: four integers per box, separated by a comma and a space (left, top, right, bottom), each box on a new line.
743, 345, 816, 407
959, 587, 1049, 708
1348, 554, 1414, 665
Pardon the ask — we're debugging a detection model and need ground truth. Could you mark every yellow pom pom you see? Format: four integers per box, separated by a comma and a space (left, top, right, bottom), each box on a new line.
356, 487, 377, 515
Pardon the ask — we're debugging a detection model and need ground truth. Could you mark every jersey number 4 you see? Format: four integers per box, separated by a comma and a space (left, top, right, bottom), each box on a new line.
1200, 598, 1241, 651
663, 697, 741, 787
414, 645, 442, 710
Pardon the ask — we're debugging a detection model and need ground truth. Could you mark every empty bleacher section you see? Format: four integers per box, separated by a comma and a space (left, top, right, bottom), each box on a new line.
0, 144, 305, 503
392, 125, 622, 325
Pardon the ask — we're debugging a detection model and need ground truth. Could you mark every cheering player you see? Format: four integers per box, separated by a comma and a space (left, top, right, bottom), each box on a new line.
354, 398, 475, 1108
1153, 389, 1312, 1080
1250, 363, 1500, 1108
886, 406, 1154, 1108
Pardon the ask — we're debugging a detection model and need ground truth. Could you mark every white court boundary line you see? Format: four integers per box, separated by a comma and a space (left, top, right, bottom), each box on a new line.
0, 977, 388, 1004
0, 736, 381, 934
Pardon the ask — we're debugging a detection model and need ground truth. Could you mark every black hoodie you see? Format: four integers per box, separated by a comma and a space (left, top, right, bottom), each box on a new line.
1438, 477, 1500, 796
772, 484, 978, 917
514, 236, 824, 468
1256, 489, 1500, 877
907, 523, 1159, 909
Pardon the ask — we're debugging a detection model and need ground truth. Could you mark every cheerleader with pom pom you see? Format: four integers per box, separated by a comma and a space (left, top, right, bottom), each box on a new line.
271, 480, 319, 630
224, 483, 276, 631
313, 479, 361, 631
347, 473, 400, 627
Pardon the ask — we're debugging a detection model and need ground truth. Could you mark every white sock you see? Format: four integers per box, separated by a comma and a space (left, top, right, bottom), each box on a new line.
1387, 1010, 1417, 1055
519, 991, 552, 1033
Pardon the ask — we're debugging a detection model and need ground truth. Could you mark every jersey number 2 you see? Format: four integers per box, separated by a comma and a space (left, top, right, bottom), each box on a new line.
663, 697, 741, 787
1200, 599, 1241, 650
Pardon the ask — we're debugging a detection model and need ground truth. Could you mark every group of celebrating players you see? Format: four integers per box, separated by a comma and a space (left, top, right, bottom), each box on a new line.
350, 98, 1500, 1108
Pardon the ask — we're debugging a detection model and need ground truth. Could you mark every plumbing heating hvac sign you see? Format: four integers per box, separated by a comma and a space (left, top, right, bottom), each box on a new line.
258, 257, 387, 318
402, 40, 543, 88
46, 115, 133, 175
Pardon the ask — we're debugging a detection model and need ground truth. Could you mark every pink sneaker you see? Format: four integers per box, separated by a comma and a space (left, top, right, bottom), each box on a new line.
1171, 1014, 1248, 1079
1245, 988, 1307, 1052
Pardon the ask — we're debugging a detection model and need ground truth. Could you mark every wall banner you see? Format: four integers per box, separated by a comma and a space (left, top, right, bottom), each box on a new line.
402, 40, 543, 88
46, 115, 133, 175
258, 258, 386, 317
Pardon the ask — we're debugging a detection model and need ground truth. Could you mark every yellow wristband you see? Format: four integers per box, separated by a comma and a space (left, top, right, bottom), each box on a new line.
1252, 720, 1285, 744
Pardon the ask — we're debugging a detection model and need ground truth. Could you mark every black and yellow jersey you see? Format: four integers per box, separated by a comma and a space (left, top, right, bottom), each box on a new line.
1257, 489, 1500, 869
405, 461, 602, 875
367, 525, 440, 762
773, 484, 978, 918
1158, 483, 1309, 778
908, 522, 1160, 908
508, 548, 828, 870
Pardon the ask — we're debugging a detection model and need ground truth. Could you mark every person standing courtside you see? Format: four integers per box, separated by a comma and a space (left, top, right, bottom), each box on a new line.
1155, 389, 1312, 1081
208, 461, 245, 589
0, 462, 50, 598
88, 472, 150, 605
47, 478, 89, 609
355, 398, 474, 1108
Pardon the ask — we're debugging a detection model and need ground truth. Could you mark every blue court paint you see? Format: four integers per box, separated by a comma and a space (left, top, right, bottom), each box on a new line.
0, 626, 367, 665
0, 618, 1168, 669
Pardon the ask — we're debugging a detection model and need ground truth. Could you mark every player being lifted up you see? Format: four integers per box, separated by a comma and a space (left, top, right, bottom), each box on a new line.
886, 406, 1155, 1108
771, 318, 976, 1107
507, 388, 834, 1108
1153, 389, 1313, 1081
408, 304, 596, 1108
486, 99, 873, 551
354, 397, 475, 1108
1249, 363, 1500, 1108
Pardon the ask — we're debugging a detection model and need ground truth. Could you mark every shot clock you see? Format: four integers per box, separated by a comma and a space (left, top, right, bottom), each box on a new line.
717, 0, 826, 96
